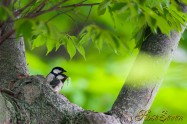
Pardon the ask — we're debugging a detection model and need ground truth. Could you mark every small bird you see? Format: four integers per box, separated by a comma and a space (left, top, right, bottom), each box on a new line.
50, 74, 68, 93
46, 67, 66, 83
46, 67, 67, 93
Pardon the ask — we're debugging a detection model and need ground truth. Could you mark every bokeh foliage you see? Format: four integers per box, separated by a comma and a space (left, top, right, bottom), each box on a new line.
1, 0, 187, 56
1, 0, 187, 124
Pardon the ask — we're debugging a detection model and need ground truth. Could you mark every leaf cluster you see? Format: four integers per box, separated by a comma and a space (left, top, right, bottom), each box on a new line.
0, 0, 187, 58
98, 0, 187, 47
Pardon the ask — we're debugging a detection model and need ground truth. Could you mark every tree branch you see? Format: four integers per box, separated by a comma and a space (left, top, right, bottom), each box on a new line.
25, 0, 49, 17
0, 29, 15, 45
26, 0, 68, 17
29, 2, 100, 18
14, 0, 37, 17
46, 9, 74, 24
0, 75, 121, 124
2, 0, 11, 7
84, 5, 92, 23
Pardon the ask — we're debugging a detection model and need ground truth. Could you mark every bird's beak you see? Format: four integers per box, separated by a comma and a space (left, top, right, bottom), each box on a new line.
64, 70, 67, 72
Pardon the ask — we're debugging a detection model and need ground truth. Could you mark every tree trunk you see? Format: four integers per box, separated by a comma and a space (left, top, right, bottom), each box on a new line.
0, 1, 187, 124
110, 30, 184, 124
110, 4, 187, 124
0, 23, 28, 88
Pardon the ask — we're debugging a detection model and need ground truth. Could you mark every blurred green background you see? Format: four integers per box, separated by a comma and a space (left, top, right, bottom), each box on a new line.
24, 1, 187, 123
26, 32, 187, 124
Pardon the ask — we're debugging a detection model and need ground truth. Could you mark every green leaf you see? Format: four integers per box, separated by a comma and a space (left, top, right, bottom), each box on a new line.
79, 33, 89, 45
15, 19, 34, 41
134, 26, 146, 48
98, 0, 112, 15
32, 35, 46, 49
146, 16, 157, 30
156, 16, 171, 35
110, 2, 127, 12
48, 24, 61, 40
181, 0, 187, 4
56, 41, 61, 51
46, 38, 57, 55
95, 37, 103, 50
108, 6, 116, 25
0, 7, 8, 21
166, 13, 182, 32
111, 33, 120, 48
101, 31, 118, 53
98, 8, 106, 15
32, 21, 49, 36
143, 6, 171, 35
77, 45, 86, 59
135, 29, 143, 44
66, 39, 76, 59
0, 6, 13, 21
168, 7, 186, 26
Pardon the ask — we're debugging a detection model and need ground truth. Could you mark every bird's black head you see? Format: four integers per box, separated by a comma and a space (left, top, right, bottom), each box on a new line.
51, 67, 66, 75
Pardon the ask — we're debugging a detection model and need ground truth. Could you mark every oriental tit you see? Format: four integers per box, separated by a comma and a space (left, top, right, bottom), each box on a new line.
46, 67, 68, 93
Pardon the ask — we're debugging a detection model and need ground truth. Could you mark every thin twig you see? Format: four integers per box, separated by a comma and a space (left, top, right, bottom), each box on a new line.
63, 12, 76, 23
85, 5, 92, 23
59, 3, 100, 9
31, 0, 48, 13
14, 0, 37, 17
25, 0, 48, 17
48, 0, 69, 12
30, 2, 100, 18
27, 0, 68, 17
22, 4, 35, 17
46, 9, 73, 24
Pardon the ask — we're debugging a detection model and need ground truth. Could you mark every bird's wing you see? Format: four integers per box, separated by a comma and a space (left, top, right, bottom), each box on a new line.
50, 79, 60, 88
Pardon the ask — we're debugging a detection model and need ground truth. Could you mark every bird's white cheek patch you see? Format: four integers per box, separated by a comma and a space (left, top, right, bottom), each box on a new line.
56, 75, 64, 80
53, 69, 61, 74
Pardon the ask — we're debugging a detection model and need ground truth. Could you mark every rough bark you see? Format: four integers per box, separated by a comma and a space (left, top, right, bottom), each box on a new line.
0, 75, 121, 124
110, 30, 184, 124
0, 23, 28, 88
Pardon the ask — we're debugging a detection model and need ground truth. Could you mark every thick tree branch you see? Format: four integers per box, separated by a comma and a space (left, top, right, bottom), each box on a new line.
0, 24, 28, 88
0, 76, 121, 124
